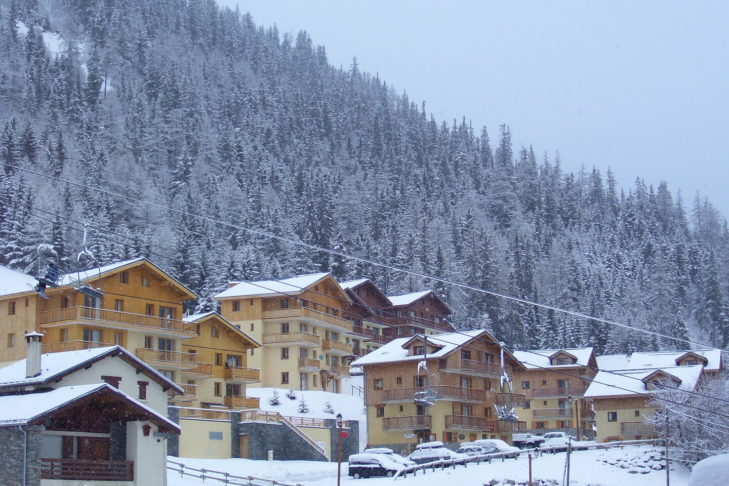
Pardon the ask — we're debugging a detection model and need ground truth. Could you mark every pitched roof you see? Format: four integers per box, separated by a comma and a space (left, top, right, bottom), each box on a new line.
0, 345, 182, 394
584, 365, 703, 399
597, 349, 723, 372
184, 312, 261, 347
513, 348, 595, 369
0, 383, 179, 432
0, 265, 38, 297
215, 272, 332, 299
340, 279, 370, 290
56, 258, 197, 300
387, 290, 433, 307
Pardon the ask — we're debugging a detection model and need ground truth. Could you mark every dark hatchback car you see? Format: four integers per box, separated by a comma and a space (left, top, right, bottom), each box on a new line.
348, 453, 405, 479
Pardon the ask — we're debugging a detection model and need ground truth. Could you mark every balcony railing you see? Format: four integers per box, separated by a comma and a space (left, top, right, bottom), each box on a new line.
323, 339, 351, 354
224, 396, 260, 410
263, 306, 353, 330
224, 366, 260, 383
328, 364, 349, 376
498, 420, 527, 433
382, 415, 432, 430
178, 407, 232, 421
531, 386, 586, 398
181, 362, 213, 377
298, 358, 321, 371
580, 409, 596, 422
172, 383, 197, 402
262, 332, 320, 346
620, 422, 655, 437
39, 306, 196, 336
41, 458, 134, 481
445, 415, 497, 431
460, 359, 504, 377
42, 340, 115, 353
351, 325, 390, 344
382, 386, 486, 403
532, 408, 573, 419
135, 348, 197, 369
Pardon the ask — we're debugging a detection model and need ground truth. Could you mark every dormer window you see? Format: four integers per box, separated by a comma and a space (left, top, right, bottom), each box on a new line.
414, 345, 425, 355
684, 359, 699, 366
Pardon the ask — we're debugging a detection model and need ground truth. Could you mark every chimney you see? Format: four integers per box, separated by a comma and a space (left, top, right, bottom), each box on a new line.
25, 332, 44, 378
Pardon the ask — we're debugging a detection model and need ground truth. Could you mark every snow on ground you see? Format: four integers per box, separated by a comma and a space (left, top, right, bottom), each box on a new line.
167, 446, 690, 486
246, 386, 367, 450
687, 453, 729, 486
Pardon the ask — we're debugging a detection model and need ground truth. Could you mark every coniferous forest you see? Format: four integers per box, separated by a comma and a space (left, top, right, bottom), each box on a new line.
1, 0, 728, 353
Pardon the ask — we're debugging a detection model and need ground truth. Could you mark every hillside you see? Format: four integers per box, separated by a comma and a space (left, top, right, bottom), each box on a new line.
1, 0, 728, 353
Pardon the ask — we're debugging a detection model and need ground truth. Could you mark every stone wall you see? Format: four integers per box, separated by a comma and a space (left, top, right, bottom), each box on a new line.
0, 425, 44, 486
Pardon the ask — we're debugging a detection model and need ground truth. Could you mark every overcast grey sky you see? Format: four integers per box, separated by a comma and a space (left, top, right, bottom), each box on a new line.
219, 0, 729, 218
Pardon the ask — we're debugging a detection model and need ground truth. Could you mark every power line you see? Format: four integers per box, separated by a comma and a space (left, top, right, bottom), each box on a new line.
8, 162, 721, 352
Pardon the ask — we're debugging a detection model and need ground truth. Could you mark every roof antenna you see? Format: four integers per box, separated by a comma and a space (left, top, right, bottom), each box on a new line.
414, 335, 437, 407
74, 224, 103, 300
33, 244, 60, 299
494, 342, 519, 422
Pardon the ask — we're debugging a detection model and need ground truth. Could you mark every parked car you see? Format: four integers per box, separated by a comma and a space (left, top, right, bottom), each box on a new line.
512, 433, 545, 448
472, 439, 520, 458
348, 453, 405, 479
456, 444, 497, 456
362, 448, 416, 467
540, 432, 591, 452
407, 441, 466, 464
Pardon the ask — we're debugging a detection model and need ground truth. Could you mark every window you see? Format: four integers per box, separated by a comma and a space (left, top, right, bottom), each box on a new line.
232, 300, 240, 311
210, 352, 222, 366
376, 407, 385, 417
557, 379, 569, 389
7, 334, 15, 348
226, 354, 241, 368
374, 378, 384, 390
607, 411, 618, 422
8, 301, 16, 315
280, 299, 289, 309
578, 368, 586, 375
84, 328, 103, 344
313, 374, 318, 388
281, 322, 289, 334
214, 382, 222, 397
521, 381, 530, 389
209, 431, 223, 440
211, 326, 219, 338
535, 421, 546, 429
114, 332, 123, 345
59, 329, 68, 343
414, 345, 425, 355
461, 404, 472, 416
137, 381, 148, 400
114, 299, 124, 312
685, 359, 699, 365
250, 323, 254, 331
159, 306, 175, 319
281, 347, 289, 359
484, 407, 492, 418
144, 336, 153, 349
484, 379, 492, 391
396, 376, 402, 385
484, 353, 495, 364
462, 350, 472, 360
523, 401, 531, 409
399, 405, 404, 412
145, 304, 154, 316
542, 380, 547, 386
102, 376, 122, 388
61, 296, 69, 308
226, 384, 241, 397
281, 372, 289, 384
119, 271, 128, 284
543, 401, 548, 406
460, 376, 472, 388
559, 420, 570, 428
634, 410, 641, 417
141, 276, 150, 287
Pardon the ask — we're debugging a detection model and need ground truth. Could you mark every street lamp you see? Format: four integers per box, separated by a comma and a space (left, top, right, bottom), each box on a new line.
336, 413, 343, 486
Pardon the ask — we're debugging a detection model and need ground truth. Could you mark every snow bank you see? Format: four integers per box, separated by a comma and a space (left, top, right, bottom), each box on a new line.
688, 453, 729, 486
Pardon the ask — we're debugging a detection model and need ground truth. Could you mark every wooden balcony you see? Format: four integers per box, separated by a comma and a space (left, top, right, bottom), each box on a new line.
263, 306, 353, 330
41, 458, 134, 481
498, 420, 527, 433
440, 358, 504, 378
328, 363, 350, 376
323, 339, 351, 355
224, 396, 260, 410
382, 415, 432, 431
181, 362, 213, 377
445, 415, 497, 431
531, 386, 587, 398
298, 358, 321, 371
172, 383, 197, 402
42, 340, 115, 353
135, 348, 197, 370
39, 306, 196, 336
224, 366, 260, 383
495, 392, 527, 406
382, 386, 486, 403
262, 332, 320, 347
351, 325, 390, 344
620, 421, 655, 437
178, 407, 231, 421
580, 409, 596, 422
532, 408, 573, 419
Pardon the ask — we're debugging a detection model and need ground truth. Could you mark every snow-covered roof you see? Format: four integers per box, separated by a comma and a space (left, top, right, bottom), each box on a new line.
352, 330, 486, 367
0, 383, 179, 432
340, 278, 369, 290
56, 258, 145, 285
584, 365, 703, 399
183, 312, 261, 347
0, 265, 38, 297
184, 311, 216, 322
597, 349, 722, 372
513, 348, 595, 369
387, 290, 433, 307
215, 272, 331, 299
0, 345, 182, 393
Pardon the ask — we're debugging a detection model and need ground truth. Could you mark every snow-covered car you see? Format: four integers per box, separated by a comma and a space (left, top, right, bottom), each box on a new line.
456, 444, 496, 456
512, 433, 545, 448
407, 441, 466, 464
472, 439, 520, 458
348, 453, 404, 479
362, 448, 416, 467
